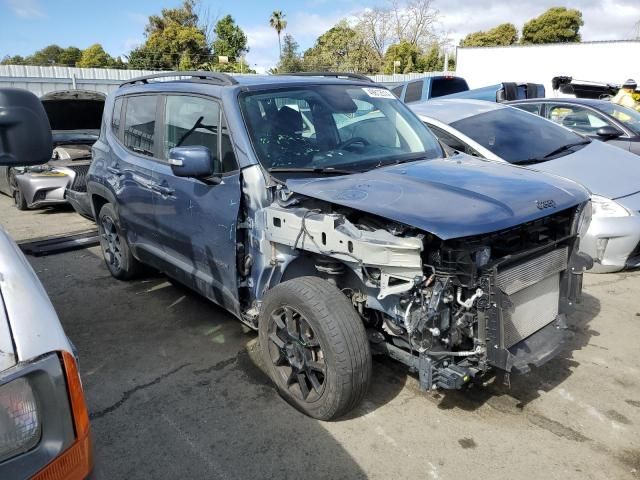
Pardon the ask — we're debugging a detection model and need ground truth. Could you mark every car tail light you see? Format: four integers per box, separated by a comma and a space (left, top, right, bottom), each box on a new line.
31, 352, 92, 480
0, 378, 41, 462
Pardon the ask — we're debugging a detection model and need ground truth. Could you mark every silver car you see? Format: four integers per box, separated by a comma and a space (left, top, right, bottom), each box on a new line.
411, 99, 640, 273
0, 88, 93, 479
0, 90, 104, 210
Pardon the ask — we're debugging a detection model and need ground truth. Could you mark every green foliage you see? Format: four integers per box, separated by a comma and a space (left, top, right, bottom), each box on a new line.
521, 7, 583, 44
270, 10, 287, 56
58, 47, 83, 66
276, 34, 303, 73
146, 0, 199, 34
303, 20, 380, 73
212, 15, 248, 60
128, 0, 211, 70
0, 55, 26, 65
0, 44, 107, 67
420, 45, 444, 71
28, 44, 64, 65
76, 44, 115, 68
383, 41, 422, 74
460, 23, 518, 47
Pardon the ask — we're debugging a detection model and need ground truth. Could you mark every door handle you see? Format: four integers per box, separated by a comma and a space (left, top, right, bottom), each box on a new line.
151, 184, 175, 196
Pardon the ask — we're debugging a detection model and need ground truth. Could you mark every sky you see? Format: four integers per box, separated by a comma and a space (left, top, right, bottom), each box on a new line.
1, 0, 639, 72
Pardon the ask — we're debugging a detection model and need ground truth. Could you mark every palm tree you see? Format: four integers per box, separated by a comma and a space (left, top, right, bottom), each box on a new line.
269, 11, 288, 57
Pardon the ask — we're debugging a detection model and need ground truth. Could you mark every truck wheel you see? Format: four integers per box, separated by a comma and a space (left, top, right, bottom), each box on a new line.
98, 203, 141, 280
10, 171, 27, 210
259, 276, 372, 420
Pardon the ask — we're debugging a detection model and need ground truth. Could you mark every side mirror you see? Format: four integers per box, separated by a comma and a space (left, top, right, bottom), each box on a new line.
596, 125, 623, 139
0, 88, 53, 166
168, 146, 215, 178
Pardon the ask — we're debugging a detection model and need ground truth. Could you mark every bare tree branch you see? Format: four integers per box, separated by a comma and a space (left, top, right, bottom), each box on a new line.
355, 7, 393, 60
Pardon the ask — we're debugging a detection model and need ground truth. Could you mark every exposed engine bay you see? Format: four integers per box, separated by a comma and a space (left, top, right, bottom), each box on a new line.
249, 186, 592, 391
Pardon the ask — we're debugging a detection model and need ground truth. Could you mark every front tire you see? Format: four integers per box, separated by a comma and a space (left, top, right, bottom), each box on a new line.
10, 171, 27, 210
98, 203, 142, 280
259, 276, 372, 420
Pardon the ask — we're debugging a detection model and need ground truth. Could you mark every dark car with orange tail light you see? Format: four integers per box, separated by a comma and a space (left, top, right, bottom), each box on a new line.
0, 88, 92, 480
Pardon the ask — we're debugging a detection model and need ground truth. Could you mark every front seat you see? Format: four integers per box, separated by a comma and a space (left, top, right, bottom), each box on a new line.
272, 106, 304, 136
265, 106, 313, 167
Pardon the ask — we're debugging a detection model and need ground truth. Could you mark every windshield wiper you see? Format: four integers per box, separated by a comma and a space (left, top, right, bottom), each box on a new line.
513, 140, 591, 165
371, 153, 430, 170
541, 139, 591, 159
268, 167, 357, 175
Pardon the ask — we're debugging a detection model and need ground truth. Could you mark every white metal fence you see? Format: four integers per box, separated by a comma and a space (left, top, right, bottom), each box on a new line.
0, 65, 444, 96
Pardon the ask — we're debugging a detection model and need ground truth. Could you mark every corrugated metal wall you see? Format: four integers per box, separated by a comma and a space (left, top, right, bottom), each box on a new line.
0, 65, 438, 96
0, 65, 161, 96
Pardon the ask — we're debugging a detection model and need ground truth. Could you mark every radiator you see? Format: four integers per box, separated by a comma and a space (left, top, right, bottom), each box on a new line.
496, 247, 568, 348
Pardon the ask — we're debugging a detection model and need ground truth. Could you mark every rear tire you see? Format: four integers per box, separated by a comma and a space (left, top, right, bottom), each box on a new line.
259, 276, 372, 420
98, 203, 142, 280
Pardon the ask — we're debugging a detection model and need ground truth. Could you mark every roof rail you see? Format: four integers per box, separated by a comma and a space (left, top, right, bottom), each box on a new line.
282, 72, 375, 83
120, 71, 238, 88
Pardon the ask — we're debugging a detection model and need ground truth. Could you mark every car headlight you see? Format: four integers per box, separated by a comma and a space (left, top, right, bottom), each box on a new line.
592, 195, 630, 218
576, 200, 592, 238
26, 165, 53, 173
0, 378, 41, 463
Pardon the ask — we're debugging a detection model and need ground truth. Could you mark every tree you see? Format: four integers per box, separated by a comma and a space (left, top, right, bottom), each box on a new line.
28, 45, 64, 65
389, 0, 440, 47
355, 7, 392, 61
303, 20, 380, 73
460, 23, 518, 47
521, 7, 583, 44
76, 44, 114, 68
0, 55, 26, 65
212, 15, 248, 61
420, 44, 447, 71
275, 34, 303, 73
269, 11, 287, 57
382, 40, 422, 74
128, 0, 211, 70
58, 47, 83, 66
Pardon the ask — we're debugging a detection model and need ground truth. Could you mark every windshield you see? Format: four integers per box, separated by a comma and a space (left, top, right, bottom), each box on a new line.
596, 102, 640, 136
451, 106, 586, 164
239, 85, 442, 173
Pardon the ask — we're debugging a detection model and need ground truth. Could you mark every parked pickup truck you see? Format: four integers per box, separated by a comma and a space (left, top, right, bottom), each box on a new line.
388, 75, 544, 103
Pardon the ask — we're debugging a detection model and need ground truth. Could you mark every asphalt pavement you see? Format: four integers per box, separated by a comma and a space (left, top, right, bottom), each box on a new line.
1, 194, 639, 479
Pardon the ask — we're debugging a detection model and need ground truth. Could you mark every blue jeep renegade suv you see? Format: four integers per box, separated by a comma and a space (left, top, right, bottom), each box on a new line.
78, 71, 592, 419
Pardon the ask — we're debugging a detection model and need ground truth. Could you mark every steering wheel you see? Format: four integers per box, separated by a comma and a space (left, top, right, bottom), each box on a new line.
338, 136, 370, 150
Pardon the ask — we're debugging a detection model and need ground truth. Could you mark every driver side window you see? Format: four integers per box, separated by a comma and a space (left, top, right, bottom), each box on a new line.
547, 105, 609, 135
162, 95, 238, 174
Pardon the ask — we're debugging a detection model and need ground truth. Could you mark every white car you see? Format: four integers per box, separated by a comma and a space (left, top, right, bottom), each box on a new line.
411, 99, 640, 273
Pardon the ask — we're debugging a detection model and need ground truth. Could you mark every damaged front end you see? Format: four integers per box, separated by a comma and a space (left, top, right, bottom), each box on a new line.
253, 187, 592, 391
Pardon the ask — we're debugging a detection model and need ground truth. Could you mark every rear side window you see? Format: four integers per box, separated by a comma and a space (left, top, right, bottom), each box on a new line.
428, 124, 481, 157
547, 104, 609, 135
111, 97, 123, 137
391, 85, 404, 98
404, 81, 423, 103
123, 96, 157, 156
514, 103, 541, 116
430, 78, 469, 98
